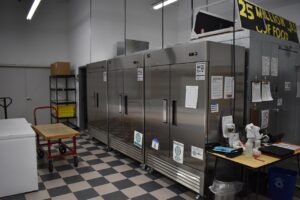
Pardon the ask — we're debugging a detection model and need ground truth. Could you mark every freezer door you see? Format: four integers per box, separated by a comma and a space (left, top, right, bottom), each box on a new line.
87, 71, 96, 127
96, 68, 108, 132
170, 62, 207, 171
123, 68, 144, 147
145, 65, 170, 157
108, 70, 124, 139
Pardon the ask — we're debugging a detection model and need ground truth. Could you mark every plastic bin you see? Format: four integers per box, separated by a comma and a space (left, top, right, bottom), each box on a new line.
53, 104, 76, 118
268, 167, 297, 200
209, 180, 243, 200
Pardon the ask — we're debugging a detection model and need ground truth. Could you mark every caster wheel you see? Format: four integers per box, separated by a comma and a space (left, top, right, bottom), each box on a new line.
147, 167, 154, 175
195, 194, 205, 200
59, 145, 67, 154
48, 160, 53, 172
37, 149, 44, 159
73, 156, 78, 167
140, 164, 147, 170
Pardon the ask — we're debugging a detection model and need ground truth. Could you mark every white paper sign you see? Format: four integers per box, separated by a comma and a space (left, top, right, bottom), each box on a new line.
277, 98, 283, 106
222, 115, 233, 138
262, 81, 273, 101
297, 82, 300, 98
262, 56, 270, 76
211, 76, 223, 99
173, 141, 184, 164
151, 137, 159, 150
261, 110, 269, 129
224, 77, 234, 99
271, 57, 278, 77
103, 72, 107, 82
285, 82, 292, 91
196, 62, 205, 81
137, 68, 143, 82
134, 131, 143, 148
210, 103, 219, 113
252, 82, 262, 103
185, 86, 198, 109
191, 146, 203, 160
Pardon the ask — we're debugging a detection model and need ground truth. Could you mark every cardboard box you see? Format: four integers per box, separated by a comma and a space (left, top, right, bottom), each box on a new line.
51, 62, 71, 76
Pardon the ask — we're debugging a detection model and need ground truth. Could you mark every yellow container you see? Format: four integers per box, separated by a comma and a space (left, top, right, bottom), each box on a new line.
53, 104, 76, 118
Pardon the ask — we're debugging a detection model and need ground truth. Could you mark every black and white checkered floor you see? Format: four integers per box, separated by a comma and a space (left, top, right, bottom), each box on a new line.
2, 133, 196, 200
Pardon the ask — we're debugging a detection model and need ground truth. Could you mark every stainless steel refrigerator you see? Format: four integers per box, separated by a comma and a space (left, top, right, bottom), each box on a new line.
108, 53, 145, 163
144, 41, 245, 195
87, 61, 108, 145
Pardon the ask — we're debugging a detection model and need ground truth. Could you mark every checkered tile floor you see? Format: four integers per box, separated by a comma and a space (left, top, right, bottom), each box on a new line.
2, 133, 196, 200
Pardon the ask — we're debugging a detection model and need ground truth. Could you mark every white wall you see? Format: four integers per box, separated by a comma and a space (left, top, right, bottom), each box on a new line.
0, 0, 69, 67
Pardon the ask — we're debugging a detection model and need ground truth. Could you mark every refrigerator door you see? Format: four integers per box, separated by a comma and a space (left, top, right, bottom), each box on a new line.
145, 65, 170, 157
170, 62, 207, 171
108, 69, 124, 139
97, 66, 108, 132
123, 67, 144, 147
87, 70, 96, 127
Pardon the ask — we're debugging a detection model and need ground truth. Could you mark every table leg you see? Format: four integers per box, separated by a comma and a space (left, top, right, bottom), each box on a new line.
72, 136, 78, 167
47, 140, 53, 172
297, 155, 300, 177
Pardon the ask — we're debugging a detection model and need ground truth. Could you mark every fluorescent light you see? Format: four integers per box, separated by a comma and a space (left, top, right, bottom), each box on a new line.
26, 0, 41, 20
153, 0, 178, 10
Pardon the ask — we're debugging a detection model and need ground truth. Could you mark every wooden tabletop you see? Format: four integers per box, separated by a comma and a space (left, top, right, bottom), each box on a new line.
208, 150, 300, 169
32, 123, 80, 140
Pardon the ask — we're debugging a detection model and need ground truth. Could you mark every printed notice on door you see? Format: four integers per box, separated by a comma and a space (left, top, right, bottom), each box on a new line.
173, 141, 184, 164
191, 146, 203, 160
261, 110, 269, 129
211, 76, 223, 99
195, 62, 205, 81
134, 131, 143, 149
137, 68, 143, 82
262, 56, 270, 76
224, 77, 234, 99
185, 86, 198, 109
103, 72, 107, 82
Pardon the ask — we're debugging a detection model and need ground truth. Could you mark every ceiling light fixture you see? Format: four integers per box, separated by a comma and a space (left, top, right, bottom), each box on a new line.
26, 0, 41, 20
153, 0, 178, 10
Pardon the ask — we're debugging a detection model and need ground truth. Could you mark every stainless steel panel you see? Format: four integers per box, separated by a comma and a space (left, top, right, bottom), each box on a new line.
145, 65, 170, 157
170, 62, 207, 171
123, 67, 144, 147
108, 69, 124, 140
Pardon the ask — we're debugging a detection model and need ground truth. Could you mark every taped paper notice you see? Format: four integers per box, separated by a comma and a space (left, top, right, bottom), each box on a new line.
137, 68, 143, 82
252, 82, 262, 103
277, 98, 283, 106
285, 82, 292, 91
151, 137, 159, 150
224, 77, 234, 99
210, 103, 219, 113
262, 81, 273, 101
134, 131, 143, 148
211, 76, 223, 100
185, 86, 198, 109
103, 72, 107, 82
196, 62, 205, 81
173, 141, 184, 164
297, 82, 300, 98
271, 57, 278, 77
191, 146, 203, 160
262, 56, 270, 76
261, 110, 269, 129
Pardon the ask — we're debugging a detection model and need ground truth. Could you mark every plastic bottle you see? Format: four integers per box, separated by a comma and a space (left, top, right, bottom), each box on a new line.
245, 139, 253, 158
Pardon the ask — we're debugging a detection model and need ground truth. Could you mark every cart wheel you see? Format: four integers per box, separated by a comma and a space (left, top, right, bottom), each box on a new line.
37, 149, 44, 159
73, 156, 78, 167
48, 160, 53, 172
59, 145, 67, 154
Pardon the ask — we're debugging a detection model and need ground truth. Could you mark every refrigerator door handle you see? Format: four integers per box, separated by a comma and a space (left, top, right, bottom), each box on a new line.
119, 95, 122, 113
172, 100, 177, 125
124, 95, 128, 115
162, 99, 168, 123
96, 93, 99, 108
93, 92, 96, 107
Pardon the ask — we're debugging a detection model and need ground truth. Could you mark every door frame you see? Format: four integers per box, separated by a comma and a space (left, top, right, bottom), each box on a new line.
79, 65, 88, 131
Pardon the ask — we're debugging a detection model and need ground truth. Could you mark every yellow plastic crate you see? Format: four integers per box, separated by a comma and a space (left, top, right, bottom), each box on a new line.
53, 104, 76, 118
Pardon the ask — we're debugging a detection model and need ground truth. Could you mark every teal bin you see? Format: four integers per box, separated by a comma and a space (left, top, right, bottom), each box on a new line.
268, 167, 297, 200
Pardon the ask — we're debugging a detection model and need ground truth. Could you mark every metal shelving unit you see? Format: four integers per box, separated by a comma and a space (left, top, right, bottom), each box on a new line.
49, 75, 77, 129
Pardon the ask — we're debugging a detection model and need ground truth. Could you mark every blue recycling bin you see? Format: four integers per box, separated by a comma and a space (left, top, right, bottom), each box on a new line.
268, 167, 297, 200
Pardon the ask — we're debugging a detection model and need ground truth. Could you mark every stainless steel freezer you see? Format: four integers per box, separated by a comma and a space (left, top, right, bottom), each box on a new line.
108, 54, 145, 163
144, 41, 245, 195
87, 61, 108, 145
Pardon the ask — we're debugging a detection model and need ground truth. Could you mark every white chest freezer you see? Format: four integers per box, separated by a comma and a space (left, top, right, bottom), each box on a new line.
0, 118, 38, 198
